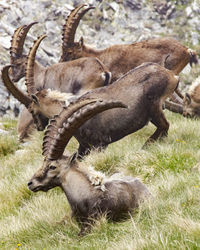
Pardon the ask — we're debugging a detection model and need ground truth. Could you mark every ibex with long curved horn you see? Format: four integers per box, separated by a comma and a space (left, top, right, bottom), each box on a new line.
6, 30, 111, 140
19, 62, 178, 158
60, 4, 198, 83
28, 98, 150, 236
9, 22, 38, 82
2, 59, 180, 145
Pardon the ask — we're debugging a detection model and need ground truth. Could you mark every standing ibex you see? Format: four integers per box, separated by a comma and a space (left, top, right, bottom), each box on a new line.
20, 62, 178, 158
2, 60, 179, 150
60, 4, 198, 82
7, 26, 111, 140
28, 98, 150, 236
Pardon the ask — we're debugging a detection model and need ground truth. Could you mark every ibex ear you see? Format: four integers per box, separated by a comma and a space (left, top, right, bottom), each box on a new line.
69, 152, 77, 165
31, 94, 40, 106
185, 93, 191, 105
79, 37, 84, 47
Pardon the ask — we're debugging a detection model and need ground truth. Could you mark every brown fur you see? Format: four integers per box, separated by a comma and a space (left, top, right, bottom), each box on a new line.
63, 37, 197, 82
62, 5, 197, 80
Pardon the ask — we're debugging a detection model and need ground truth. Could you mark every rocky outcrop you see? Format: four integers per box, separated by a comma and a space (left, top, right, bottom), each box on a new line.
0, 0, 199, 117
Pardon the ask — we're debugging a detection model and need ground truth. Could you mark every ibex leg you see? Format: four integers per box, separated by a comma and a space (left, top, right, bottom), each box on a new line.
143, 103, 169, 146
17, 107, 35, 142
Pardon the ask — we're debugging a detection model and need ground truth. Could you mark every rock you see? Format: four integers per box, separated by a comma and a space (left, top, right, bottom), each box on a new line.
0, 0, 199, 117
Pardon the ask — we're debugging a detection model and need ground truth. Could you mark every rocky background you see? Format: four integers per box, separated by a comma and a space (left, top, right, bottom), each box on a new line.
0, 0, 199, 117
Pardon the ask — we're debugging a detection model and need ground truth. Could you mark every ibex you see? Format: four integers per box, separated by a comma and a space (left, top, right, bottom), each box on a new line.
8, 26, 111, 140
60, 4, 198, 83
28, 98, 151, 236
28, 62, 178, 158
2, 60, 179, 152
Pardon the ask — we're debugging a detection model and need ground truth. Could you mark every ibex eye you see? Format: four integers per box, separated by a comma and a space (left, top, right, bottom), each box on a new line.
49, 165, 56, 170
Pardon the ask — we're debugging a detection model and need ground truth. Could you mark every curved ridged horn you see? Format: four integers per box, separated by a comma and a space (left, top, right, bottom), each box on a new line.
10, 25, 25, 61
42, 98, 127, 160
25, 34, 47, 95
1, 65, 32, 107
10, 22, 38, 60
170, 92, 183, 105
60, 4, 94, 61
164, 100, 183, 114
42, 99, 102, 157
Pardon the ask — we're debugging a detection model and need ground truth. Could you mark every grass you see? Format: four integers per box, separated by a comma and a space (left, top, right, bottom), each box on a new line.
0, 111, 199, 250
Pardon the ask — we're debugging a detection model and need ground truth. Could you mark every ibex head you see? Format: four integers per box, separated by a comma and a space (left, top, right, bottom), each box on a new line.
28, 154, 75, 192
28, 89, 72, 118
61, 37, 85, 61
60, 4, 94, 62
183, 93, 200, 118
28, 98, 127, 192
9, 22, 38, 82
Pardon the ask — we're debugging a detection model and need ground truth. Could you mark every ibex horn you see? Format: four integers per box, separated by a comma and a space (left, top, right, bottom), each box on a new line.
25, 34, 47, 95
164, 100, 183, 114
1, 65, 32, 108
10, 22, 38, 60
170, 92, 183, 105
60, 4, 94, 61
42, 98, 127, 160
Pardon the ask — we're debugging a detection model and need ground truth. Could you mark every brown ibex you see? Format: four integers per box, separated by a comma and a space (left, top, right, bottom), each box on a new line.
7, 27, 111, 140
28, 98, 150, 236
60, 4, 198, 83
33, 62, 179, 159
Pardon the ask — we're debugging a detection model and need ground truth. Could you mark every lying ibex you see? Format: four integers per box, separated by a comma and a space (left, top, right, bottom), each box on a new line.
7, 27, 111, 140
28, 98, 150, 235
60, 4, 198, 82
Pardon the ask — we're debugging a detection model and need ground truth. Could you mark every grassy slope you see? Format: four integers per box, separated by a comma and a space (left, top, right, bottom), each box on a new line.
0, 111, 199, 250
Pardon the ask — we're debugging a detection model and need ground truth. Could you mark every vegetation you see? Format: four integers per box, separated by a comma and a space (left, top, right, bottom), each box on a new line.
0, 111, 199, 249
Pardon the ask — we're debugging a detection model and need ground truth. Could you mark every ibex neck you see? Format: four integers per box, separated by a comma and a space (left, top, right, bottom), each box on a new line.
34, 61, 46, 89
82, 45, 104, 57
60, 167, 96, 205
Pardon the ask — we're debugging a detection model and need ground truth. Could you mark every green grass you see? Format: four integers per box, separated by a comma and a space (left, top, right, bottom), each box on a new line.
0, 111, 200, 249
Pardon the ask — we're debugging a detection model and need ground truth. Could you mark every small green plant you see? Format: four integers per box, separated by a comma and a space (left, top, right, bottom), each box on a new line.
0, 135, 19, 156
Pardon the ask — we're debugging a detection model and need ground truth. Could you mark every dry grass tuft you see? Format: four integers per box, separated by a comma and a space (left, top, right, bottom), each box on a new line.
0, 111, 199, 249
